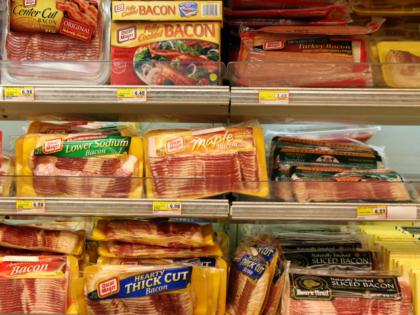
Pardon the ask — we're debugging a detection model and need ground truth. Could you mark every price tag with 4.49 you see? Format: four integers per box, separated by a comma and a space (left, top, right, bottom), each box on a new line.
16, 200, 46, 214
152, 201, 182, 216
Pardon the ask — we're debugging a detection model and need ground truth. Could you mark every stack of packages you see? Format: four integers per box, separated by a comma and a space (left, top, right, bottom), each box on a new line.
255, 223, 413, 315
0, 221, 84, 313
12, 121, 144, 199
360, 223, 420, 315
110, 0, 223, 86
267, 125, 416, 203
87, 219, 228, 315
225, 0, 387, 87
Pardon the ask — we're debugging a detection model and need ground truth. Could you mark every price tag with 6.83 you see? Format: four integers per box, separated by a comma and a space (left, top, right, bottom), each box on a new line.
152, 201, 182, 216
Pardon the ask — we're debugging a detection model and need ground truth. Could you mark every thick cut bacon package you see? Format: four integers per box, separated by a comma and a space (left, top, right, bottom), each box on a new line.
18, 132, 143, 198
75, 262, 224, 315
98, 240, 223, 258
2, 0, 110, 84
0, 222, 85, 255
92, 220, 215, 248
235, 26, 374, 88
281, 268, 412, 315
0, 255, 79, 314
144, 122, 268, 199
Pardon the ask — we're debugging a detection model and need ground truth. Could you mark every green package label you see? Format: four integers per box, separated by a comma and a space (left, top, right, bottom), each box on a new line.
34, 135, 131, 158
289, 273, 402, 301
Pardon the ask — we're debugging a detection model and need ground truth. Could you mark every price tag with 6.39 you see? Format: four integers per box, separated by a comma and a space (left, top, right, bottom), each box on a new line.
152, 201, 182, 216
16, 200, 46, 214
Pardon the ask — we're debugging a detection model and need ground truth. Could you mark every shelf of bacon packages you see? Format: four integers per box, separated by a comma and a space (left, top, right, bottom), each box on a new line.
1, 0, 111, 85
110, 1, 223, 86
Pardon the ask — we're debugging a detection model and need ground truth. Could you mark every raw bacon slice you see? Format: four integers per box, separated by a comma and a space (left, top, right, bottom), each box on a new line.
106, 241, 211, 258
104, 220, 205, 248
0, 223, 80, 255
56, 1, 97, 34
70, 0, 98, 22
386, 50, 420, 88
0, 161, 14, 196
0, 246, 60, 256
28, 154, 139, 198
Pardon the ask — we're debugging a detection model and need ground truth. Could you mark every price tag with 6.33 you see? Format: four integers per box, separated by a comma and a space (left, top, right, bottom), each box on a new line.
152, 201, 182, 216
16, 200, 46, 214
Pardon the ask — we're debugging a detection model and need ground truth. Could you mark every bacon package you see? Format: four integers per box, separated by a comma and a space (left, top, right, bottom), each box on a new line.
92, 220, 215, 248
110, 1, 223, 86
281, 269, 412, 315
235, 26, 374, 87
229, 0, 337, 10
276, 167, 414, 203
98, 240, 223, 258
144, 123, 268, 199
2, 0, 110, 84
0, 222, 85, 255
19, 132, 143, 198
75, 262, 220, 315
0, 154, 14, 197
0, 255, 79, 314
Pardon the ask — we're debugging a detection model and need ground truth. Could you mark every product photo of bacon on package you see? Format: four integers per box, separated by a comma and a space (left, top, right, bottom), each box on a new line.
2, 0, 110, 84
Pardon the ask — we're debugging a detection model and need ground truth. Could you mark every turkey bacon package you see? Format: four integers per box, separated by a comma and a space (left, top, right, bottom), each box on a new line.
0, 255, 79, 314
235, 26, 374, 87
92, 220, 215, 248
19, 132, 143, 198
144, 122, 268, 199
282, 268, 412, 315
2, 0, 110, 84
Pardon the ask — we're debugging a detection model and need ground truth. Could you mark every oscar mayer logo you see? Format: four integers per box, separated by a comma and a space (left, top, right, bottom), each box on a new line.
166, 137, 185, 154
43, 138, 63, 154
114, 3, 124, 13
23, 0, 36, 8
120, 261, 140, 265
98, 277, 120, 298
263, 40, 284, 50
117, 25, 137, 44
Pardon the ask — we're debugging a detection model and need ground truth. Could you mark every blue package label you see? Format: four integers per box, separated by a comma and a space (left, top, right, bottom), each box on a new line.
179, 2, 198, 17
88, 266, 192, 300
234, 254, 267, 282
171, 217, 209, 223
256, 244, 276, 263
273, 259, 285, 284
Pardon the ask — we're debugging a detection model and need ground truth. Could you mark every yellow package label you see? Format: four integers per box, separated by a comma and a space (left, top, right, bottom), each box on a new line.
112, 1, 223, 22
152, 201, 182, 215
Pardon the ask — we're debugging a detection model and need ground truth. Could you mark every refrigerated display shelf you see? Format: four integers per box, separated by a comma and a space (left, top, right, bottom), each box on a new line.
230, 202, 420, 222
0, 85, 230, 121
230, 87, 420, 125
0, 197, 229, 218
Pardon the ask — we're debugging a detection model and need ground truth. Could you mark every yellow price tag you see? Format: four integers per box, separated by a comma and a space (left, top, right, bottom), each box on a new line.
16, 200, 46, 213
258, 90, 289, 104
357, 205, 387, 220
117, 88, 147, 102
4, 87, 35, 101
152, 201, 182, 216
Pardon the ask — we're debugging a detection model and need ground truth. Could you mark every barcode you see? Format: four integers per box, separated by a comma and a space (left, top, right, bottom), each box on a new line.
132, 90, 146, 96
201, 3, 220, 17
20, 89, 33, 95
275, 93, 288, 99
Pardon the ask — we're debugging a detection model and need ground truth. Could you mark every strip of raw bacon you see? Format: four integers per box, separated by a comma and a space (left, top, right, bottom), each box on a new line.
387, 50, 420, 88
70, 0, 98, 22
56, 1, 97, 34
0, 223, 80, 255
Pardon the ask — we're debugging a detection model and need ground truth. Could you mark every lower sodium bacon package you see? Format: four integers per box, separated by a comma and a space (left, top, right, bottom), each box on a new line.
19, 132, 143, 198
76, 263, 219, 315
92, 220, 215, 248
235, 28, 373, 88
0, 255, 79, 314
282, 268, 412, 315
3, 0, 110, 84
144, 122, 268, 199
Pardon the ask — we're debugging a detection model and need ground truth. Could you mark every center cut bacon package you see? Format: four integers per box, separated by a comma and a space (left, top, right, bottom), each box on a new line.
3, 0, 110, 84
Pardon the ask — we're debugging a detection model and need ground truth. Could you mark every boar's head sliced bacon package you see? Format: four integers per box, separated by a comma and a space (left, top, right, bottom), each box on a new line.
2, 0, 111, 84
19, 132, 144, 198
92, 220, 215, 248
144, 122, 268, 199
0, 255, 79, 314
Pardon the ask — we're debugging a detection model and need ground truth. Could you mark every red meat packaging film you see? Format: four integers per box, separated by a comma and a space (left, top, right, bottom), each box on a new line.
2, 0, 111, 84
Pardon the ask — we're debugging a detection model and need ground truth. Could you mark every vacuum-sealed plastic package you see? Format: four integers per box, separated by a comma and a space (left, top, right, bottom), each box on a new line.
282, 268, 412, 315
0, 154, 14, 197
2, 0, 111, 84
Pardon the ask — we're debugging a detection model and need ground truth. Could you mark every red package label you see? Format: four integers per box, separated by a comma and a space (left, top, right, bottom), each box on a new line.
263, 40, 284, 50
59, 18, 94, 43
0, 257, 66, 278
